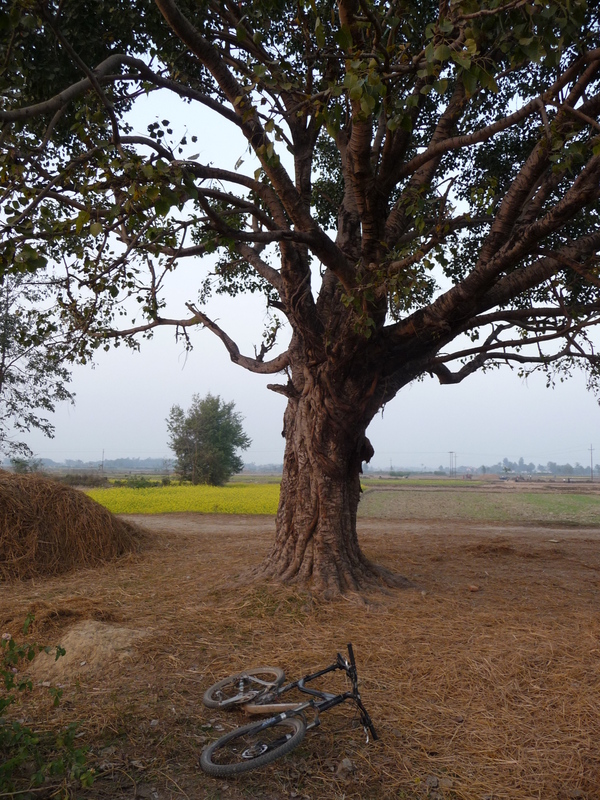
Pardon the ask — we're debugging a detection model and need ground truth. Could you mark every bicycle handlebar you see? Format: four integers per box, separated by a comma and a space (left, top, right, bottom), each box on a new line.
347, 643, 356, 669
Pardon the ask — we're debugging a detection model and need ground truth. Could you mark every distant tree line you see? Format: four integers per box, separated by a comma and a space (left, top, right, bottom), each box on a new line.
479, 457, 599, 476
2, 457, 174, 471
243, 463, 283, 474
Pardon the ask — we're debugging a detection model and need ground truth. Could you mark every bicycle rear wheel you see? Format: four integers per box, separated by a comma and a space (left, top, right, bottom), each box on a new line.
200, 716, 306, 776
202, 667, 285, 709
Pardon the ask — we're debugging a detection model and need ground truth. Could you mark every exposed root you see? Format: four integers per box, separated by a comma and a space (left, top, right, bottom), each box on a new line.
252, 553, 413, 599
369, 561, 415, 589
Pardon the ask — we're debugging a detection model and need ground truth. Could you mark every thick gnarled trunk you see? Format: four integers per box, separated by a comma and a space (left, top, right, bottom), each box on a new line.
259, 379, 409, 596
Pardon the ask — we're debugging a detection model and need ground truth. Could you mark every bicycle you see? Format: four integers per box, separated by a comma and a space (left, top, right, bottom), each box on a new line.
200, 643, 378, 777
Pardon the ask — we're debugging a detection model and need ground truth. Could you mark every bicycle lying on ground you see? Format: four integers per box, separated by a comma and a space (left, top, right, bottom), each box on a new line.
200, 643, 378, 777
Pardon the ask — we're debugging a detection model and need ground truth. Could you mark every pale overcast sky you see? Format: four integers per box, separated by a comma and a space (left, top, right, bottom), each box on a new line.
13, 91, 600, 471
21, 314, 599, 471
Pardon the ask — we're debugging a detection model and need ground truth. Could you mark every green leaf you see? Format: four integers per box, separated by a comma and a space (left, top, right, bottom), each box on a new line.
89, 222, 102, 237
334, 25, 353, 51
315, 17, 325, 48
462, 69, 478, 96
451, 51, 471, 70
75, 210, 90, 234
360, 94, 376, 115
479, 71, 499, 93
464, 38, 478, 56
154, 197, 171, 216
433, 44, 451, 62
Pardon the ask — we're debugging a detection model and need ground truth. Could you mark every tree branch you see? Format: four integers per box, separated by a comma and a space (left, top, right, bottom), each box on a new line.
184, 303, 290, 374
395, 51, 600, 183
154, 0, 355, 290
0, 54, 127, 122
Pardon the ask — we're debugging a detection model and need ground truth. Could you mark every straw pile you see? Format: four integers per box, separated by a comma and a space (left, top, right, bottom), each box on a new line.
0, 470, 142, 580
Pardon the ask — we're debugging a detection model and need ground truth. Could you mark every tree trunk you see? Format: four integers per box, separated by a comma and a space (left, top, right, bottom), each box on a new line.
259, 379, 410, 596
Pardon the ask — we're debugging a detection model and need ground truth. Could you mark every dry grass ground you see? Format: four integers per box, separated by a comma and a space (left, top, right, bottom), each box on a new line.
1, 507, 599, 800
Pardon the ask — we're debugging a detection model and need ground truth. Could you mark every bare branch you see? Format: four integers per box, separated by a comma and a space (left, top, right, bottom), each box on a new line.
184, 304, 290, 374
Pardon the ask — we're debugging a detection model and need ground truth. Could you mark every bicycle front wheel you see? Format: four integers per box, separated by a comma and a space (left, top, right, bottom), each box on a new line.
200, 716, 306, 776
203, 667, 285, 709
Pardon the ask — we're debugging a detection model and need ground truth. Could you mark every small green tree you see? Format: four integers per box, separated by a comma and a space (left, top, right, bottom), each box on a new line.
166, 394, 251, 486
0, 274, 74, 458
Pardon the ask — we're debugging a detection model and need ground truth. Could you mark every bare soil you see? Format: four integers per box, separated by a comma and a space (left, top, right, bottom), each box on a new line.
2, 512, 600, 800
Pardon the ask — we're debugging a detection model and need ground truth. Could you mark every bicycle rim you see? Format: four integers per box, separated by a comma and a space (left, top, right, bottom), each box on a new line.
202, 667, 285, 709
200, 716, 306, 776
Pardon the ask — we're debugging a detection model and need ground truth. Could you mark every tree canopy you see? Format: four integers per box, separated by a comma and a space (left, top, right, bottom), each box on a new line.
1, 0, 599, 593
166, 393, 250, 485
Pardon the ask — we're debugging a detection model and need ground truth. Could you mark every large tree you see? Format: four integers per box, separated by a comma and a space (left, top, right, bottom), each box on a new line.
1, 0, 599, 594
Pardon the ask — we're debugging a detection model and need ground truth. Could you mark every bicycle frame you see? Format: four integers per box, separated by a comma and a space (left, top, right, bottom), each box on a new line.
243, 644, 378, 742
200, 643, 378, 777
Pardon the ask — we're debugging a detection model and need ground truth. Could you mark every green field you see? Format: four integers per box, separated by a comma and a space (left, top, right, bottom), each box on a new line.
361, 478, 479, 488
359, 486, 600, 525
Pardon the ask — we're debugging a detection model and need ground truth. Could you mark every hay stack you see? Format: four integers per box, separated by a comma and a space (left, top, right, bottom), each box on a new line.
0, 470, 142, 580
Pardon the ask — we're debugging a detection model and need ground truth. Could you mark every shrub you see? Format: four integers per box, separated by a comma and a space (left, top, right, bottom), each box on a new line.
59, 472, 110, 488
0, 616, 94, 797
112, 476, 159, 489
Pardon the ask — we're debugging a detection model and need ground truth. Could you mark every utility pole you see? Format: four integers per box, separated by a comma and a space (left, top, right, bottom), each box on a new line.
449, 451, 457, 478
590, 444, 594, 483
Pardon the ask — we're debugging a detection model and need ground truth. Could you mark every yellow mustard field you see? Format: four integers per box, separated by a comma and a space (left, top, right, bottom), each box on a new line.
86, 483, 280, 515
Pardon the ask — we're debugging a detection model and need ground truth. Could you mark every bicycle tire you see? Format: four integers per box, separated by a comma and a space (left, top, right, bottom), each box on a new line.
200, 715, 306, 776
202, 667, 285, 709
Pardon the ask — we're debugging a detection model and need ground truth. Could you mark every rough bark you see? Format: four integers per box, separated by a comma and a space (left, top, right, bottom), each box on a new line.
258, 370, 411, 597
